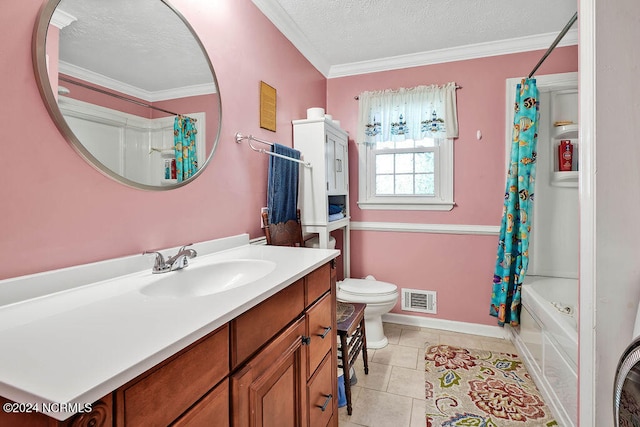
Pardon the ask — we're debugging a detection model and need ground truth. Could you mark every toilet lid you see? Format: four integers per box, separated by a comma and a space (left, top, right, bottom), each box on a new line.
339, 278, 397, 296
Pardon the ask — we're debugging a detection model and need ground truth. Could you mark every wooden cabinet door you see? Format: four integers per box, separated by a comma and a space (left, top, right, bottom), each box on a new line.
231, 317, 307, 427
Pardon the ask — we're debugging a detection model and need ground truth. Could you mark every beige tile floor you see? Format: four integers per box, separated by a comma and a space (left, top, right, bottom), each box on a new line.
337, 322, 518, 427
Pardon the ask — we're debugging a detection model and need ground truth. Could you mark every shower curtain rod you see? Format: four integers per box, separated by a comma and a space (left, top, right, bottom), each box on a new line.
528, 12, 578, 78
235, 132, 312, 168
58, 76, 194, 118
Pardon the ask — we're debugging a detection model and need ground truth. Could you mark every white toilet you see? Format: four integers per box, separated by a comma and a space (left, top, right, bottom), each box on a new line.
337, 276, 399, 349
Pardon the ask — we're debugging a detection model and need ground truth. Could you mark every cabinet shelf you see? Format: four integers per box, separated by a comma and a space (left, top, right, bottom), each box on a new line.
327, 217, 350, 232
554, 124, 578, 139
552, 123, 578, 185
551, 171, 578, 187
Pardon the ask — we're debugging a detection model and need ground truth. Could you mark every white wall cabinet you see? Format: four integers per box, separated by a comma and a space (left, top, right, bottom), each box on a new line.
293, 117, 350, 277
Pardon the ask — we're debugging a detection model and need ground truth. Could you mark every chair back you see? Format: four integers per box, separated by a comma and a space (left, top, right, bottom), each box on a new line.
262, 209, 304, 247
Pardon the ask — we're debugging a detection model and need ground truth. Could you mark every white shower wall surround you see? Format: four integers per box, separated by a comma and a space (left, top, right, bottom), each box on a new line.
505, 71, 579, 427
58, 97, 205, 187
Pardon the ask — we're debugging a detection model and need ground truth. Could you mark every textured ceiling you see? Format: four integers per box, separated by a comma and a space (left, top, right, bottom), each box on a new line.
56, 0, 214, 98
53, 0, 578, 96
252, 0, 578, 77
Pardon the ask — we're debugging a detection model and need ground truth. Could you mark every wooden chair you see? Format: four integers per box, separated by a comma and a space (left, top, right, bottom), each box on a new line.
261, 209, 305, 246
336, 302, 368, 415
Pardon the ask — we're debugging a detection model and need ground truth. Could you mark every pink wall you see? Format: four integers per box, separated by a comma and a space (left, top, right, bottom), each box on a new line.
327, 47, 578, 325
0, 0, 578, 328
0, 0, 325, 280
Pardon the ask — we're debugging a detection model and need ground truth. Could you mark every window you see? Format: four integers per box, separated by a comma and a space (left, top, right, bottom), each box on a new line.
356, 83, 458, 211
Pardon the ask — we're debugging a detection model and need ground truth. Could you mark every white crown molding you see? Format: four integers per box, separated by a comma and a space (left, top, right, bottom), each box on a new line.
51, 9, 77, 29
251, 0, 331, 76
350, 221, 500, 236
328, 29, 578, 78
252, 1, 578, 79
149, 84, 218, 102
58, 61, 217, 102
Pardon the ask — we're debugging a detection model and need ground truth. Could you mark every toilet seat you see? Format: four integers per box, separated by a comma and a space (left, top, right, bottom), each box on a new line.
338, 278, 398, 303
337, 278, 399, 349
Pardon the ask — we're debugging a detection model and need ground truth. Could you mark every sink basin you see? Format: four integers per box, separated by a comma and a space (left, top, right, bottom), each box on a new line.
140, 259, 276, 298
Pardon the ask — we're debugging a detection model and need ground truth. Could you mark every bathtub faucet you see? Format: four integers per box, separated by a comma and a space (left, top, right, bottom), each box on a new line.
144, 244, 198, 274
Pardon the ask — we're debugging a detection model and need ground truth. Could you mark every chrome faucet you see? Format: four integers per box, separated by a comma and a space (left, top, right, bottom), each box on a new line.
144, 244, 198, 274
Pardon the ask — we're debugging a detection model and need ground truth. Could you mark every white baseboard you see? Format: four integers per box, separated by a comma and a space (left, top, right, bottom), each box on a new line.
382, 313, 510, 340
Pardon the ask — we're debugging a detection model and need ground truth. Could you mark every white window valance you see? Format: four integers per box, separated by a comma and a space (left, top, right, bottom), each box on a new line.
357, 82, 459, 145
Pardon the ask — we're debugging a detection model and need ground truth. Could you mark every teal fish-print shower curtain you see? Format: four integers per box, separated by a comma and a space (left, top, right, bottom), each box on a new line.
490, 79, 539, 326
174, 115, 198, 182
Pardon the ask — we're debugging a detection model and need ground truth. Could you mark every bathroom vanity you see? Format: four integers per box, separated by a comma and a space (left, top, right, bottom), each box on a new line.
0, 235, 339, 426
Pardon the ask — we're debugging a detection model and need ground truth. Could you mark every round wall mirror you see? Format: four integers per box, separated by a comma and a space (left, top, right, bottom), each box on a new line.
615, 336, 640, 426
33, 0, 222, 190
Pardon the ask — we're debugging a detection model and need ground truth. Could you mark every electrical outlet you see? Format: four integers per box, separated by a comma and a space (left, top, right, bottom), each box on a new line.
260, 207, 268, 228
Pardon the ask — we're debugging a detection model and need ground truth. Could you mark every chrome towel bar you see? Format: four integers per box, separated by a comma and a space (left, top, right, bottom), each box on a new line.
235, 132, 312, 168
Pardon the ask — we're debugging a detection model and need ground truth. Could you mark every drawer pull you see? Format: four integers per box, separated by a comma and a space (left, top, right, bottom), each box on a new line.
301, 336, 311, 346
317, 394, 333, 412
317, 326, 332, 339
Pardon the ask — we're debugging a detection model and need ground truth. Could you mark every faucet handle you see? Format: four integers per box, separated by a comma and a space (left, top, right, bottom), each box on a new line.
144, 251, 167, 271
178, 243, 197, 258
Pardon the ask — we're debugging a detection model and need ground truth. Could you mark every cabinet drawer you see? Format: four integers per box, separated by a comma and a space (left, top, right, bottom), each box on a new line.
307, 292, 333, 377
231, 279, 305, 368
308, 352, 334, 427
231, 317, 307, 427
306, 263, 330, 306
120, 325, 229, 427
173, 379, 229, 427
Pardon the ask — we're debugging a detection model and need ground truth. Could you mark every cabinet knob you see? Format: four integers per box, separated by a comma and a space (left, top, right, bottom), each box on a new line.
301, 336, 311, 346
317, 394, 333, 412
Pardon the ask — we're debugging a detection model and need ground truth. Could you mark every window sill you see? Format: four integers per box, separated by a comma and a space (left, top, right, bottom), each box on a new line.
357, 200, 455, 211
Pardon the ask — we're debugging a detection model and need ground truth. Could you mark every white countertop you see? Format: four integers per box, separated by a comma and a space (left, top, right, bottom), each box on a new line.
0, 235, 338, 420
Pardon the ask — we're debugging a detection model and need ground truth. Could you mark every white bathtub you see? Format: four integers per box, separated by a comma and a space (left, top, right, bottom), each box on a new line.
511, 275, 578, 427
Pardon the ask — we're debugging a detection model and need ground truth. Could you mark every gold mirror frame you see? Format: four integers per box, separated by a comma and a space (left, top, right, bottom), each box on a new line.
32, 0, 222, 191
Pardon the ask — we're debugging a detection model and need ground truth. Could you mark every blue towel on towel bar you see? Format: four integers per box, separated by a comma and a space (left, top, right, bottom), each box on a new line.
267, 143, 301, 224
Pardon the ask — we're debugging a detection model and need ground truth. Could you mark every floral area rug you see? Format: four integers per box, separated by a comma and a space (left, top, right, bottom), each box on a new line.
425, 344, 558, 426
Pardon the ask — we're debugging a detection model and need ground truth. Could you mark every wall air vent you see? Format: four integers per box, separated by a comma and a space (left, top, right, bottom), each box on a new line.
401, 289, 437, 314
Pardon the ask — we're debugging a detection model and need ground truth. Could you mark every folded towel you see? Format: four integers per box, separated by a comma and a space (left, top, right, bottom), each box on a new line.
329, 204, 344, 215
267, 143, 301, 224
328, 212, 345, 222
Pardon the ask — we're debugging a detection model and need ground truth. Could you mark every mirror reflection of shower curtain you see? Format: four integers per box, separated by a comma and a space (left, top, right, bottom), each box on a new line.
174, 115, 198, 182
490, 78, 539, 326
